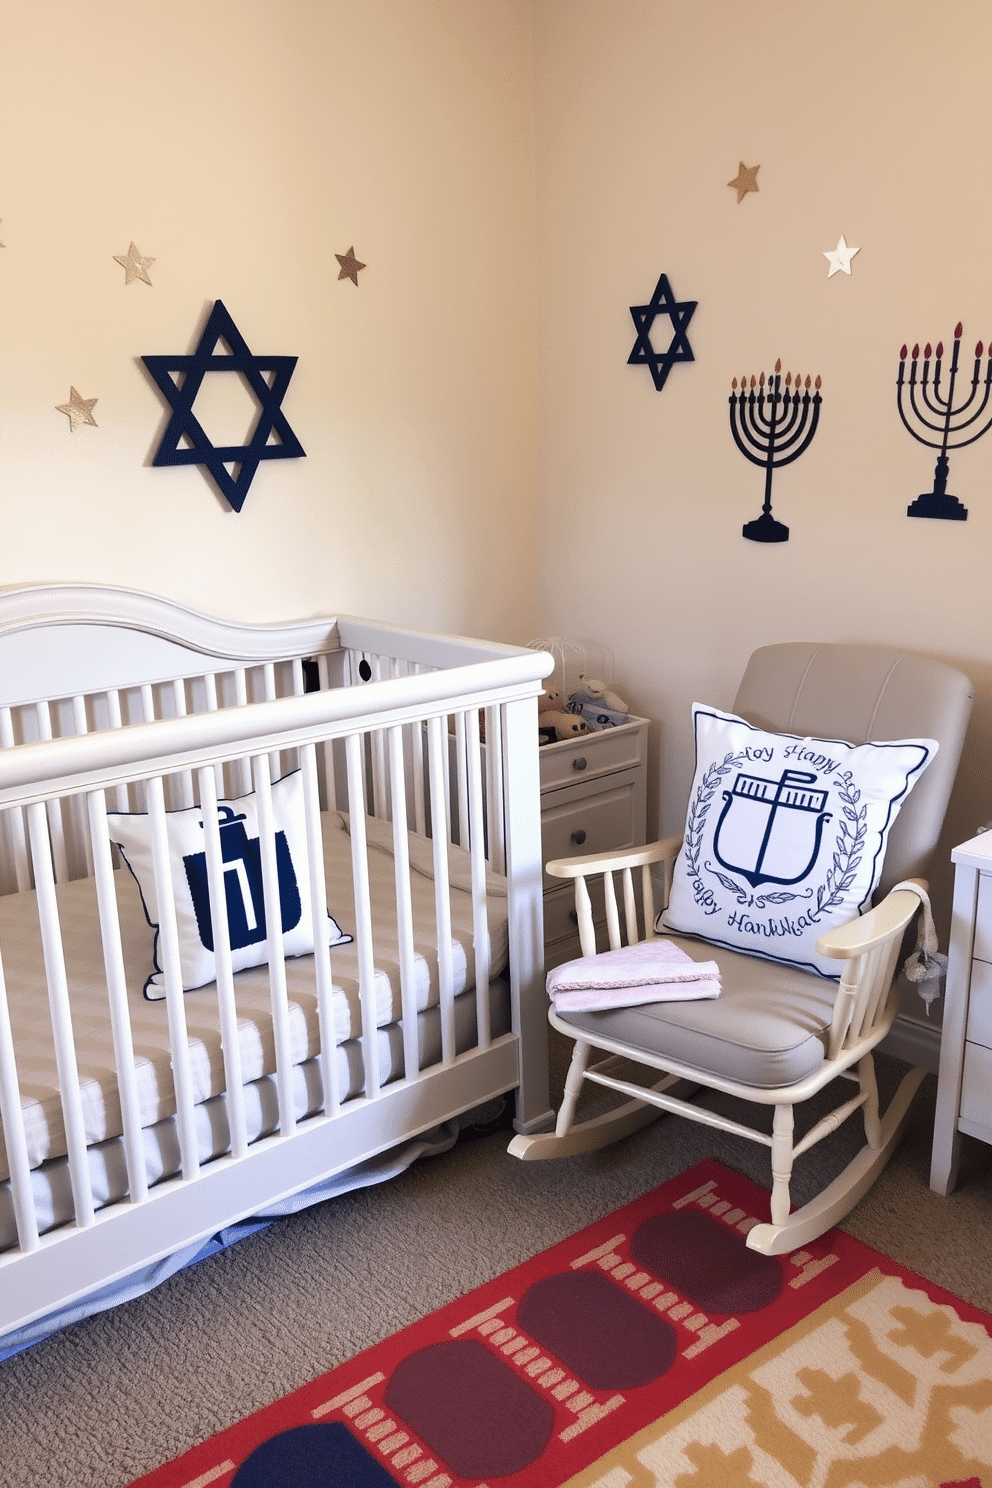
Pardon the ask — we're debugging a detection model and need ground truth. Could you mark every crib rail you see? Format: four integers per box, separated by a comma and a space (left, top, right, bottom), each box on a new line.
0, 615, 552, 1343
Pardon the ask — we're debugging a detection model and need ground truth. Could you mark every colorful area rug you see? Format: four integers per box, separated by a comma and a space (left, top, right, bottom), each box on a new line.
129, 1158, 992, 1487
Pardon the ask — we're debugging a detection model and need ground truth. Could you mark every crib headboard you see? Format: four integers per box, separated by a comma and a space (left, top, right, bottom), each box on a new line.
0, 583, 343, 713
0, 582, 552, 896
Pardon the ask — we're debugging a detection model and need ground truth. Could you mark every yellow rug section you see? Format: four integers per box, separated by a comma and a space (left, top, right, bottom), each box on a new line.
566, 1267, 992, 1487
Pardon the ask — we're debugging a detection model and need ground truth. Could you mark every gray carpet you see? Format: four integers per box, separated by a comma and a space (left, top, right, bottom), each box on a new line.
3, 1035, 991, 1487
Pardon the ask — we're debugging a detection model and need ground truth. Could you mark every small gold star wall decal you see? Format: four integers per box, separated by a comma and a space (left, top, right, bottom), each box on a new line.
727, 162, 760, 202
335, 246, 366, 285
113, 241, 155, 286
56, 387, 99, 431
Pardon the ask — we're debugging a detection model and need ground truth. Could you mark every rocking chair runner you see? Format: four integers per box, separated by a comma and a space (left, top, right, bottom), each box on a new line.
510, 643, 973, 1255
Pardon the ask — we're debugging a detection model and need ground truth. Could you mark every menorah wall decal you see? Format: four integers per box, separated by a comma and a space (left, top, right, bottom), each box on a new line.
897, 324, 992, 521
729, 361, 822, 543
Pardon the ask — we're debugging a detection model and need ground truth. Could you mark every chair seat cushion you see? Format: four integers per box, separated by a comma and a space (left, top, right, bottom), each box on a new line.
553, 935, 838, 1089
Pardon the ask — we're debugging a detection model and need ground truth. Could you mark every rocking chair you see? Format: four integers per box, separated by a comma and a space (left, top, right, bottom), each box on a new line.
510, 643, 972, 1254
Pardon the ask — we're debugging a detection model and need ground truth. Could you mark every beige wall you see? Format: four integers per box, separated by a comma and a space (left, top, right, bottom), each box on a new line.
0, 0, 540, 643
533, 0, 992, 982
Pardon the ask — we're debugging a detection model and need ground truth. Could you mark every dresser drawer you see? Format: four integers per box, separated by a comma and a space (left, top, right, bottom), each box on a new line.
959, 1040, 992, 1136
539, 716, 647, 792
541, 769, 643, 883
966, 957, 992, 1049
971, 872, 992, 962
544, 883, 582, 947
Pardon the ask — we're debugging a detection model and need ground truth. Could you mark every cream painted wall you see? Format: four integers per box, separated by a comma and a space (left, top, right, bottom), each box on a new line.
533, 0, 992, 975
2, 0, 989, 1003
0, 0, 540, 644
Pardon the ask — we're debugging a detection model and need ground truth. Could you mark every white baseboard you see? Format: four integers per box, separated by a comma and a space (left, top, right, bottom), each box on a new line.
881, 1014, 941, 1074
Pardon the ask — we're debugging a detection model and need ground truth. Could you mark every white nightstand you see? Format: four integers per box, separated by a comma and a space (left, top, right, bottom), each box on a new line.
930, 829, 992, 1194
539, 715, 649, 968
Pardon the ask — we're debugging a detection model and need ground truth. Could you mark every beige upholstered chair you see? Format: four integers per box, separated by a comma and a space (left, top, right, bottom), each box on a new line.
510, 643, 973, 1255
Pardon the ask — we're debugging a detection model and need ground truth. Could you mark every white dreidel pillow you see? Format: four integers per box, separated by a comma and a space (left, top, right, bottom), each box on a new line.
108, 770, 352, 999
659, 704, 938, 978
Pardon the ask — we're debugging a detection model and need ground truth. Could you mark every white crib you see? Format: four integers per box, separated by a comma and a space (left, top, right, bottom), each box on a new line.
0, 584, 553, 1355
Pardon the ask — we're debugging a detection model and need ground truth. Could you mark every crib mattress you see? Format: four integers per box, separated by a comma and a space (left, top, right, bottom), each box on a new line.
1, 810, 509, 1181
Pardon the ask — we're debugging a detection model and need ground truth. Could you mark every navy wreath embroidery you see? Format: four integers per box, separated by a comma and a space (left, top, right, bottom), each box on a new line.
686, 753, 866, 918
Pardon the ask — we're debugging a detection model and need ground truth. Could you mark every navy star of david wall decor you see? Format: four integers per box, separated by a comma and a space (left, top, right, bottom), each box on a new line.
142, 300, 305, 512
628, 274, 697, 392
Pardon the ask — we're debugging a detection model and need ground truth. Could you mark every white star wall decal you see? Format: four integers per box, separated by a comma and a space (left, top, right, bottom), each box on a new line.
824, 235, 860, 278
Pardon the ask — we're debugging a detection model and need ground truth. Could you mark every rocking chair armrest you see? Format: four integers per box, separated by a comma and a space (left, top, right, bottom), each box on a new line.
545, 834, 683, 882
814, 878, 927, 962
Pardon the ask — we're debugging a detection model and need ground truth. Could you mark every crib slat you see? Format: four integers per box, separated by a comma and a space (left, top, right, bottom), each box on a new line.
465, 711, 491, 1048
410, 681, 427, 837
145, 775, 200, 1180
201, 673, 227, 799
388, 726, 421, 1082
345, 732, 381, 1099
105, 690, 131, 813
196, 766, 248, 1160
453, 711, 469, 847
287, 657, 306, 782
485, 704, 506, 875
233, 671, 252, 797
171, 679, 195, 809
0, 948, 40, 1252
315, 654, 338, 811
34, 703, 69, 884
87, 789, 148, 1204
0, 710, 31, 892
27, 800, 94, 1227
427, 716, 456, 1064
261, 661, 286, 779
370, 668, 388, 820
67, 695, 95, 882
252, 753, 296, 1137
300, 742, 340, 1117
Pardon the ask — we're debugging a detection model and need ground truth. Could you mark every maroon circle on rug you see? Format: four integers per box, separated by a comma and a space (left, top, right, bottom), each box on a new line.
516, 1270, 678, 1390
631, 1210, 782, 1313
384, 1339, 555, 1479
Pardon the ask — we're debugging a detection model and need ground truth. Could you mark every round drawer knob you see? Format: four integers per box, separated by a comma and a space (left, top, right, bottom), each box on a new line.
572, 756, 588, 772
569, 909, 578, 925
570, 828, 587, 846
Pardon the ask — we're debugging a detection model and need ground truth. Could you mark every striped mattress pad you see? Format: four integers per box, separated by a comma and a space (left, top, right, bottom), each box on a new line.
1, 810, 508, 1178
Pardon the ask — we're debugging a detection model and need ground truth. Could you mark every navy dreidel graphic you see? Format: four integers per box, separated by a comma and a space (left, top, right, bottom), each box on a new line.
184, 805, 302, 951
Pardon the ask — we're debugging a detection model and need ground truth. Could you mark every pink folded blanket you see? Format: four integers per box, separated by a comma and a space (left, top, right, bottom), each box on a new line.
547, 938, 721, 1012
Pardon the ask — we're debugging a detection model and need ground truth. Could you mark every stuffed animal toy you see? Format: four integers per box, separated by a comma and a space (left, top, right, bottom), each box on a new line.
538, 686, 562, 714
568, 677, 629, 730
578, 677, 628, 714
538, 709, 589, 745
